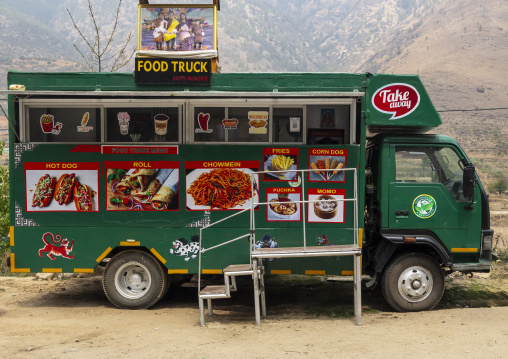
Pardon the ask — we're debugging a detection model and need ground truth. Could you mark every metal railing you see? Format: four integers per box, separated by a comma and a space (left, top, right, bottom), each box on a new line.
249, 168, 358, 250
198, 167, 359, 289
197, 208, 252, 292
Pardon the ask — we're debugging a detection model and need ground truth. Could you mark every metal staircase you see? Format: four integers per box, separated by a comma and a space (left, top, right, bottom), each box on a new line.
198, 168, 362, 326
198, 263, 266, 326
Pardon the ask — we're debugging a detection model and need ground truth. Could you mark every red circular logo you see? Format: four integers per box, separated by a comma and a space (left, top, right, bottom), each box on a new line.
372, 83, 420, 119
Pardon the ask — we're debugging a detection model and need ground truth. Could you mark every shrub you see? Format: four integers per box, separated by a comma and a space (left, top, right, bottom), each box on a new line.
488, 177, 508, 194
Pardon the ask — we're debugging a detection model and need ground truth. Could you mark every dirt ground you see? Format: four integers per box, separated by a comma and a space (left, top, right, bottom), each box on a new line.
1, 265, 508, 359
1, 216, 507, 359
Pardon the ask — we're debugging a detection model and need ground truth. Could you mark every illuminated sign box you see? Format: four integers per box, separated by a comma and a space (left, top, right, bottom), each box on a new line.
135, 58, 211, 84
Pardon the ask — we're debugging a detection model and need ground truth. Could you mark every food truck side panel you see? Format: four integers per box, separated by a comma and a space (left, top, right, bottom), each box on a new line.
11, 143, 361, 274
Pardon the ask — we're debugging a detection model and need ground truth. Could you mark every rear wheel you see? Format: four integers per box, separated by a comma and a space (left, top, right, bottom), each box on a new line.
381, 253, 444, 312
103, 250, 167, 309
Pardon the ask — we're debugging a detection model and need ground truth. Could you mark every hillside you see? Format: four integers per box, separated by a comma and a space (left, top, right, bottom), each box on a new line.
0, 1, 82, 83
217, 0, 439, 72
350, 0, 508, 184
0, 0, 505, 184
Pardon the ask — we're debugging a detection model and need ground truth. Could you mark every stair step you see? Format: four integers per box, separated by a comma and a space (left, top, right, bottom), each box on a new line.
199, 285, 230, 299
224, 264, 253, 275
252, 244, 361, 259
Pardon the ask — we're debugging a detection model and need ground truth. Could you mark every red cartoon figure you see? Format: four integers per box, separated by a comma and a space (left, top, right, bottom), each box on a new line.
316, 234, 330, 246
38, 232, 75, 260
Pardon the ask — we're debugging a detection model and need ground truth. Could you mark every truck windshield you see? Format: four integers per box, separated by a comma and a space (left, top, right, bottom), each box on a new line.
395, 146, 467, 202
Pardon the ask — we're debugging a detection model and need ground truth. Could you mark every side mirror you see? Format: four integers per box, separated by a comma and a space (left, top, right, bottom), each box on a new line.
463, 165, 476, 198
463, 165, 476, 210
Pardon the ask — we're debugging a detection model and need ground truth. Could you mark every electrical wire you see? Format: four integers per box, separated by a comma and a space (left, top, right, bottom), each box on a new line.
438, 107, 508, 113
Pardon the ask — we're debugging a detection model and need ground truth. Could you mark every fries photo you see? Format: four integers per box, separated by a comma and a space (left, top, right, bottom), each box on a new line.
265, 154, 297, 180
271, 155, 294, 171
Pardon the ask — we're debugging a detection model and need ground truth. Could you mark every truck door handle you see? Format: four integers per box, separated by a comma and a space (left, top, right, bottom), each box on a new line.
395, 210, 409, 217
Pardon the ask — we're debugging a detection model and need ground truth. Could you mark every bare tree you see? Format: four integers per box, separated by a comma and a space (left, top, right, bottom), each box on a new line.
67, 0, 136, 72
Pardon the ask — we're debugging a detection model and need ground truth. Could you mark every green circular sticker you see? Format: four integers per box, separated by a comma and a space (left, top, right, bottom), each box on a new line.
289, 175, 301, 187
412, 194, 437, 218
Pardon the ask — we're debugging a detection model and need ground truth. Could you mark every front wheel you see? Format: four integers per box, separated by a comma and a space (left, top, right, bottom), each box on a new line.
381, 253, 444, 312
103, 250, 168, 309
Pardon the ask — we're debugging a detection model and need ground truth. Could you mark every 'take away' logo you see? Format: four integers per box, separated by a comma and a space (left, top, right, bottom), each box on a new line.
372, 83, 420, 120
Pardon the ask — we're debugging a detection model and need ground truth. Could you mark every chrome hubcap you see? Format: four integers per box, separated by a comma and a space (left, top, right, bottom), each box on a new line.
115, 262, 151, 299
397, 266, 433, 303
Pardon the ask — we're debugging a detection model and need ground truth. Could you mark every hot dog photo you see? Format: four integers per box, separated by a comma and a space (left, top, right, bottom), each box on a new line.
25, 162, 99, 212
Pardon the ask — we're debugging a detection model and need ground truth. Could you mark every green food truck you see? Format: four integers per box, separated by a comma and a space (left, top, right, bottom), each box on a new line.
5, 70, 492, 325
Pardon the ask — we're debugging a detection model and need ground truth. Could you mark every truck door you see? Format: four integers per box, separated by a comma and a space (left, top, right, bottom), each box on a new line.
388, 145, 482, 251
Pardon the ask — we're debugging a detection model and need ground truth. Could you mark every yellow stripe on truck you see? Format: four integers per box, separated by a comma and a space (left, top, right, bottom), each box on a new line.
120, 241, 141, 246
451, 248, 478, 253
74, 268, 94, 273
202, 269, 222, 274
271, 270, 291, 275
305, 270, 325, 275
168, 269, 188, 274
96, 247, 113, 263
150, 248, 167, 264
9, 253, 30, 273
42, 268, 62, 273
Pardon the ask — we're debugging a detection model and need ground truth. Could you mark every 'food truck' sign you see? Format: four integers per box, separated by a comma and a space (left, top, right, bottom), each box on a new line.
372, 83, 420, 120
135, 58, 211, 85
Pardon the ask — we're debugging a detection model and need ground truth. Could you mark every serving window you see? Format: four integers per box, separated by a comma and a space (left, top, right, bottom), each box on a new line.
105, 107, 179, 143
192, 106, 270, 143
20, 99, 183, 144
306, 105, 350, 145
190, 102, 307, 145
20, 97, 357, 145
26, 107, 101, 143
273, 107, 304, 143
190, 100, 355, 145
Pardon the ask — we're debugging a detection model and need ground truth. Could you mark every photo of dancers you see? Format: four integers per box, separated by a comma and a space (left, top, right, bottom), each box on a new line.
139, 6, 215, 52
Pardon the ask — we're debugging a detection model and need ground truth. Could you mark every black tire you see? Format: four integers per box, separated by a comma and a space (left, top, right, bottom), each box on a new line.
161, 274, 171, 298
381, 253, 444, 312
102, 250, 167, 309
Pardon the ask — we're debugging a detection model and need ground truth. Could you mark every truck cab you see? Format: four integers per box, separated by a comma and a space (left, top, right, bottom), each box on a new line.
364, 133, 493, 311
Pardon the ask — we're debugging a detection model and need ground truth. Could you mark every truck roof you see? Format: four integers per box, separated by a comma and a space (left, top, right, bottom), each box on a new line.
369, 133, 460, 147
7, 71, 442, 133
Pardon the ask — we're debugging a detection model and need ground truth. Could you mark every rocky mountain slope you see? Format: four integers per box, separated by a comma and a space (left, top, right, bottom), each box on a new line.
350, 0, 508, 183
0, 0, 505, 182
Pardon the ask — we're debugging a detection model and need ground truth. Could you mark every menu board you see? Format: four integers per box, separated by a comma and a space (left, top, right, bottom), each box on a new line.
25, 162, 99, 212
308, 148, 347, 182
105, 161, 180, 211
185, 161, 259, 211
266, 187, 301, 222
307, 188, 345, 223
263, 148, 299, 182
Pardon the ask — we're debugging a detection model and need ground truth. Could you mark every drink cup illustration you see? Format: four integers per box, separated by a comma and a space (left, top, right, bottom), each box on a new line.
117, 112, 130, 135
154, 114, 169, 136
40, 114, 54, 134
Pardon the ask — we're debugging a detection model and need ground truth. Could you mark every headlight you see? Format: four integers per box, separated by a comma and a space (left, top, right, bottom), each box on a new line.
482, 233, 492, 251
